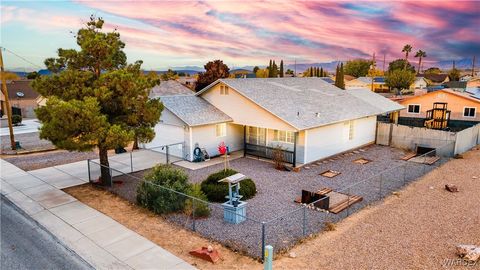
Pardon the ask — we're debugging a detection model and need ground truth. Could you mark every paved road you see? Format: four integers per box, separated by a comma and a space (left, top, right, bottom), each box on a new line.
0, 195, 93, 270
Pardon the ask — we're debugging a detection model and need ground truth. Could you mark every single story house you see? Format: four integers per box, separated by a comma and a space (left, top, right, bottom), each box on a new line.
410, 77, 428, 90
345, 77, 388, 92
396, 89, 480, 122
148, 78, 403, 166
419, 73, 450, 85
0, 80, 39, 118
466, 77, 480, 88
149, 80, 193, 98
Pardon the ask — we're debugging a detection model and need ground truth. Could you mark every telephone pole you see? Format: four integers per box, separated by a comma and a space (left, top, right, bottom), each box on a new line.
0, 47, 16, 150
472, 56, 476, 77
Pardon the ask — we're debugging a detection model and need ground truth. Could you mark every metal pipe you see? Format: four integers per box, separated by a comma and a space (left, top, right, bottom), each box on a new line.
261, 222, 266, 262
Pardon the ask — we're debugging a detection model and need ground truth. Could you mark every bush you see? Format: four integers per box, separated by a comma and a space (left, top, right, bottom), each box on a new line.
400, 88, 414, 95
200, 169, 257, 202
137, 165, 190, 214
185, 184, 210, 218
12, 115, 22, 125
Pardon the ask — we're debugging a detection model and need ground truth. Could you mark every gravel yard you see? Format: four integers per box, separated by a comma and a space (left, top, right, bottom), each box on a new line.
2, 149, 98, 171
1, 132, 53, 154
107, 144, 450, 258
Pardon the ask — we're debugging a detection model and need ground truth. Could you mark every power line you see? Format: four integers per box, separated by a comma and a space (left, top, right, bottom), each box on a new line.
0, 47, 44, 69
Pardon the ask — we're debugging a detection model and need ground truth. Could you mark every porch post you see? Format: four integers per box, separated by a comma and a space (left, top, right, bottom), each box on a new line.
243, 125, 246, 157
293, 131, 298, 167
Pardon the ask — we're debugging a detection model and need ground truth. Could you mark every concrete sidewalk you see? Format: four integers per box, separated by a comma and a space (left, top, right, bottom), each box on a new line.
1, 159, 195, 270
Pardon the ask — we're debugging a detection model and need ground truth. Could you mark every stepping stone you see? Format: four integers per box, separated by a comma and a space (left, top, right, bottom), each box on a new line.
304, 166, 311, 170
359, 149, 366, 152
353, 150, 360, 154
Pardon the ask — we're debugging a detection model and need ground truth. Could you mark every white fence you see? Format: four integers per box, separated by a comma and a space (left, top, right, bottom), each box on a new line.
376, 122, 480, 156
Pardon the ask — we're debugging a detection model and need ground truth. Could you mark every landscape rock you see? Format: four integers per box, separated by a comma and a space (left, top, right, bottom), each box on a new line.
456, 244, 480, 262
288, 251, 297, 258
445, 184, 459, 192
472, 176, 478, 179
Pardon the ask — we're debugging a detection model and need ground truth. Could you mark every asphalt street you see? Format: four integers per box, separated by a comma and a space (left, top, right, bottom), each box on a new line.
0, 195, 92, 270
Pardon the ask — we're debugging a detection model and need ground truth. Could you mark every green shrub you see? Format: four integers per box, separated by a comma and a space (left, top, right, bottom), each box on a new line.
200, 169, 257, 202
136, 164, 190, 214
185, 184, 210, 218
12, 115, 22, 125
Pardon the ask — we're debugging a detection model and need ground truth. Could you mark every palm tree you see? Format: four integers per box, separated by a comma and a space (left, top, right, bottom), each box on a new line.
414, 50, 427, 74
402, 44, 413, 70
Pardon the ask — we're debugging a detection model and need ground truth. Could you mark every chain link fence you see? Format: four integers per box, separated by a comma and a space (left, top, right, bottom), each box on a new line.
86, 141, 455, 261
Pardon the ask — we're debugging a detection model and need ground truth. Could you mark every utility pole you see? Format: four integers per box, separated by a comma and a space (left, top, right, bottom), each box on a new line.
472, 56, 476, 77
382, 53, 386, 74
0, 47, 16, 150
370, 52, 376, 92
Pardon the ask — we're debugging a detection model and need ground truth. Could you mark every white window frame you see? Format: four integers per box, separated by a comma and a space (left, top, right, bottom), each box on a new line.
407, 104, 421, 114
273, 130, 294, 144
463, 107, 477, 118
215, 123, 226, 137
348, 120, 354, 140
220, 85, 229, 95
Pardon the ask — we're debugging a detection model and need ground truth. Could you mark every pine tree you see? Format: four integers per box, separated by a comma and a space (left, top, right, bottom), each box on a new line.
279, 60, 284, 77
272, 60, 278, 77
316, 67, 319, 77
338, 63, 345, 89
334, 65, 340, 87
268, 59, 273, 77
310, 67, 313, 77
320, 67, 324, 77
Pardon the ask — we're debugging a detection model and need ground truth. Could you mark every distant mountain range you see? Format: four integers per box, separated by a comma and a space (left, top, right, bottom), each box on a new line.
7, 58, 476, 77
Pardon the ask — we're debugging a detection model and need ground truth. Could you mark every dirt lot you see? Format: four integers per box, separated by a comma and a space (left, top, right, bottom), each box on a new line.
65, 146, 480, 269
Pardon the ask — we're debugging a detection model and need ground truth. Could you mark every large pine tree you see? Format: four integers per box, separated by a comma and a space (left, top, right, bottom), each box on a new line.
279, 60, 284, 77
32, 16, 162, 185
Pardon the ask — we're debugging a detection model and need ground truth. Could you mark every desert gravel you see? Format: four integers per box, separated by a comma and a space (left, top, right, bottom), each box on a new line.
109, 145, 449, 258
1, 132, 53, 154
273, 146, 480, 269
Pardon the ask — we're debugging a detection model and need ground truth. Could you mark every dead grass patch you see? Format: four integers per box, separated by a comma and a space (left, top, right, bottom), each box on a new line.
63, 184, 261, 270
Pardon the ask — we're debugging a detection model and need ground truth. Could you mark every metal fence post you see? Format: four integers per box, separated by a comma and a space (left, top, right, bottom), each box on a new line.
166, 146, 170, 164
261, 222, 266, 262
264, 245, 273, 270
130, 152, 133, 172
302, 206, 307, 236
109, 167, 113, 187
87, 159, 91, 182
192, 199, 196, 231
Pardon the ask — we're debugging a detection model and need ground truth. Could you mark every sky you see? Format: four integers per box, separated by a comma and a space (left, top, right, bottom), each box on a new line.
1, 0, 479, 71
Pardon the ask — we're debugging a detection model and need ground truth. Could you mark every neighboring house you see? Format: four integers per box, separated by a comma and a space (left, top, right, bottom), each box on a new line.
177, 76, 197, 90
148, 78, 403, 166
344, 75, 356, 82
410, 77, 428, 89
420, 73, 450, 85
149, 80, 194, 98
466, 77, 480, 88
0, 80, 39, 118
397, 89, 480, 122
345, 77, 387, 92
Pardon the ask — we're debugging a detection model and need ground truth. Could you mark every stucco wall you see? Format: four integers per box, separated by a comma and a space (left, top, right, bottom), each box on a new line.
399, 91, 480, 122
454, 124, 480, 155
189, 122, 243, 161
201, 82, 295, 131
304, 116, 376, 163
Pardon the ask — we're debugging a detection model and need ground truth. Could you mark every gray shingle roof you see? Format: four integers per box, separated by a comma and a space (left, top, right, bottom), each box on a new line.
159, 95, 232, 126
198, 78, 404, 130
149, 80, 194, 98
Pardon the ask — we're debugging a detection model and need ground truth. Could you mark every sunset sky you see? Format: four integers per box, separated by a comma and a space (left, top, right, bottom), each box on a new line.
1, 0, 479, 70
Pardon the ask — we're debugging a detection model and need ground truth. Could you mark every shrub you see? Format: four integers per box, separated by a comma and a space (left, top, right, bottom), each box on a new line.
12, 114, 22, 125
400, 88, 414, 95
200, 169, 257, 202
185, 183, 210, 218
272, 145, 286, 170
137, 164, 190, 214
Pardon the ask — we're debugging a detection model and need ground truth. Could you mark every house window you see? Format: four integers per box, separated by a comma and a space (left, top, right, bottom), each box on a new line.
216, 123, 226, 137
247, 127, 266, 145
407, 104, 421, 114
220, 85, 229, 95
273, 130, 294, 143
348, 121, 354, 140
464, 107, 476, 118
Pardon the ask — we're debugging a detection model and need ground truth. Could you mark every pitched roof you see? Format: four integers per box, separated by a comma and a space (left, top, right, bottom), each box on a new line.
149, 80, 194, 98
422, 73, 449, 83
356, 77, 385, 84
399, 89, 480, 103
159, 95, 232, 126
443, 81, 467, 89
0, 80, 39, 100
197, 78, 404, 130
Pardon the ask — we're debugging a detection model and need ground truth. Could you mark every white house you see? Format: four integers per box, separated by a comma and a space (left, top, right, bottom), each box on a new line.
410, 77, 428, 89
146, 78, 403, 166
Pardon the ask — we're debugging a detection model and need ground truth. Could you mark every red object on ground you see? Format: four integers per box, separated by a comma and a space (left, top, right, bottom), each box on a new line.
218, 142, 227, 155
189, 247, 220, 263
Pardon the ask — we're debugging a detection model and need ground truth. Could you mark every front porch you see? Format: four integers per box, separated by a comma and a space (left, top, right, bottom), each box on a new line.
242, 125, 299, 167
